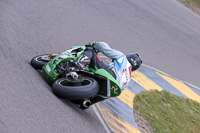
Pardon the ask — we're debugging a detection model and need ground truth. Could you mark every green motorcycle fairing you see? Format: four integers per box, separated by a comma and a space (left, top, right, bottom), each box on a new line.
42, 45, 121, 98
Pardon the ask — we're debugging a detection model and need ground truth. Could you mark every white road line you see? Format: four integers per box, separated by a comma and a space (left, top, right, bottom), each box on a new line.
142, 64, 200, 90
92, 105, 111, 133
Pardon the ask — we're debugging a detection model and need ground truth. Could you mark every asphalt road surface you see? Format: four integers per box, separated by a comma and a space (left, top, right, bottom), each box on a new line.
0, 0, 200, 132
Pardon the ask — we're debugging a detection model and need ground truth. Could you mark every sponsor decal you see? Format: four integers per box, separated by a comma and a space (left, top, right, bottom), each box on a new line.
111, 85, 118, 95
46, 65, 51, 72
59, 55, 69, 59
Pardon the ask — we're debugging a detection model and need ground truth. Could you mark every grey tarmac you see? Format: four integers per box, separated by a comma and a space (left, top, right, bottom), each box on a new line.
0, 0, 200, 132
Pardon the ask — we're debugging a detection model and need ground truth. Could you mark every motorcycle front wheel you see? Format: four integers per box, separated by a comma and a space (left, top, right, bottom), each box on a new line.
31, 54, 50, 70
52, 76, 99, 100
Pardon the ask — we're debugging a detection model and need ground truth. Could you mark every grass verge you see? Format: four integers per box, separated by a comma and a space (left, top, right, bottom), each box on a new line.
133, 90, 200, 133
177, 0, 200, 15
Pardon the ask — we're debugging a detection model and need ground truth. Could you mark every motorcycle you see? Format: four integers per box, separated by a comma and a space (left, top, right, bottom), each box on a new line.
31, 43, 121, 108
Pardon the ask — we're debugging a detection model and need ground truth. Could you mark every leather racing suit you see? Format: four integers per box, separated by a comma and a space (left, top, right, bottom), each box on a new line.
77, 42, 132, 104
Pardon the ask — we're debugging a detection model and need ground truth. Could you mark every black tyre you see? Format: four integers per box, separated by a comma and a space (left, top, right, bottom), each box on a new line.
31, 54, 50, 70
52, 76, 99, 100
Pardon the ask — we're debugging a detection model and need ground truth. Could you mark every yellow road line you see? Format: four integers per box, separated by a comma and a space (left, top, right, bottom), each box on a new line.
156, 72, 200, 103
118, 89, 135, 108
96, 103, 141, 133
132, 71, 163, 91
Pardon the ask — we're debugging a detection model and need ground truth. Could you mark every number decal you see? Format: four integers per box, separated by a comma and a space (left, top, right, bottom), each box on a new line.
46, 65, 51, 72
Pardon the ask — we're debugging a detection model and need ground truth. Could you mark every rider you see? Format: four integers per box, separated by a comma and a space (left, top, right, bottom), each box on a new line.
71, 42, 142, 108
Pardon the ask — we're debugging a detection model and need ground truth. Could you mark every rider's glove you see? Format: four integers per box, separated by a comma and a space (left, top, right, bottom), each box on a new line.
92, 41, 96, 47
92, 41, 98, 53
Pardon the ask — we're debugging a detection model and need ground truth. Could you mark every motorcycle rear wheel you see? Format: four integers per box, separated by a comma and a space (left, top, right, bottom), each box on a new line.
31, 54, 50, 70
52, 76, 99, 100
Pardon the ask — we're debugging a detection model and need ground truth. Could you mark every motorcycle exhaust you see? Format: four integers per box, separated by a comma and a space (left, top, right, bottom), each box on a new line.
82, 99, 91, 108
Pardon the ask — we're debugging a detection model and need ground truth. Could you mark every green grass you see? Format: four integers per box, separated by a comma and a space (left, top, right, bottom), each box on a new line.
177, 0, 200, 14
181, 0, 200, 6
193, 0, 200, 5
133, 90, 200, 133
188, 0, 200, 7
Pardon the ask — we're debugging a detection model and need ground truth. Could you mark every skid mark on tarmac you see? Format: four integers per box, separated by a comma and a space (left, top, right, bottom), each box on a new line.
96, 66, 200, 133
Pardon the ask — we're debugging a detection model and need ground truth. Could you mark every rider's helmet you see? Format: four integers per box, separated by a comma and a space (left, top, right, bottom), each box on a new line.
126, 54, 142, 71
